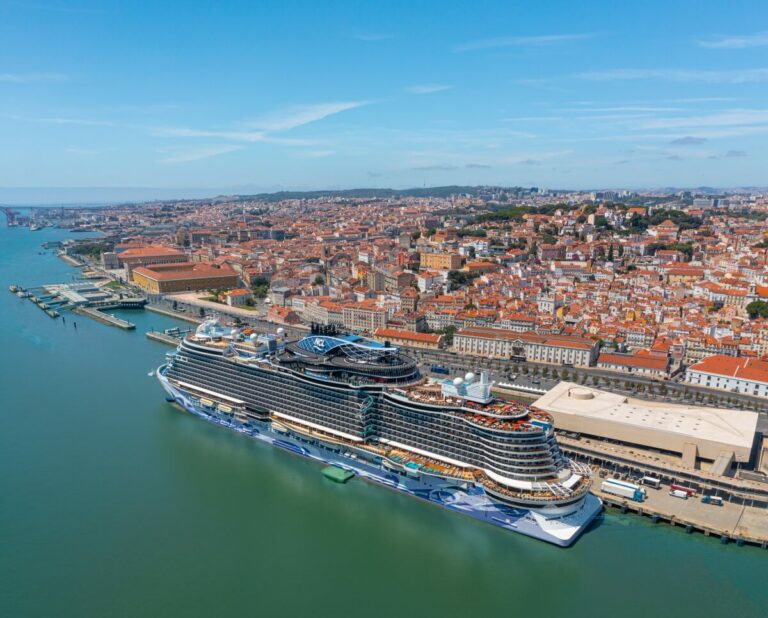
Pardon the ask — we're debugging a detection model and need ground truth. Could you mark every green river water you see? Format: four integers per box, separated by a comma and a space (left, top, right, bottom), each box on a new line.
1, 224, 766, 618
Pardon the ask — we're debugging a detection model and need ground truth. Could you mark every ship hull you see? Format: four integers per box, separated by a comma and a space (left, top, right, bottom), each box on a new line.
157, 368, 602, 547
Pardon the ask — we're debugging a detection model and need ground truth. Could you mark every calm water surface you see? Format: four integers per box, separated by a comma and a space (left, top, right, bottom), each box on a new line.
1, 224, 766, 618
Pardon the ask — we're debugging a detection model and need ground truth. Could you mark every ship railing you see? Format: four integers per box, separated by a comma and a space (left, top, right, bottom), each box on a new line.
483, 476, 589, 503
568, 460, 592, 476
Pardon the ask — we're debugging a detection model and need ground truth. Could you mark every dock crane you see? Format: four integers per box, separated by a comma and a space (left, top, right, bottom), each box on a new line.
1, 207, 20, 227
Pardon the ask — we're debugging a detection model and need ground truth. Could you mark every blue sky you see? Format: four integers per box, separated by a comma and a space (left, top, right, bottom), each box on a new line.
1, 0, 768, 200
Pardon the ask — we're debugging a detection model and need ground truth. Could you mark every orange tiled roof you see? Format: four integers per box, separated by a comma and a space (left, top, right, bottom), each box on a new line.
374, 328, 442, 344
689, 354, 768, 384
598, 352, 668, 371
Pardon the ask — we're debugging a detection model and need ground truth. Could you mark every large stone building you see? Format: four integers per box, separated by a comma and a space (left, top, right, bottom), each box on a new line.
103, 245, 188, 271
131, 262, 239, 294
453, 327, 599, 367
684, 355, 768, 397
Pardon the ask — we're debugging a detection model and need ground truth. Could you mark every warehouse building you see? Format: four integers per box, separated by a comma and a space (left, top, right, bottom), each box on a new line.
131, 262, 239, 294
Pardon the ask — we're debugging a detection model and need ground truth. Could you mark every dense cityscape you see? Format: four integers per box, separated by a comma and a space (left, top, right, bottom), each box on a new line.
23, 185, 768, 400
4, 1, 768, 617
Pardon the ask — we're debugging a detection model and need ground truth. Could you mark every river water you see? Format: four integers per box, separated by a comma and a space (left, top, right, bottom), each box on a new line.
1, 224, 766, 618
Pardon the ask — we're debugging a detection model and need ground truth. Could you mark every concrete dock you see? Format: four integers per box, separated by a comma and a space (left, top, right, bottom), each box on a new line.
73, 306, 135, 329
145, 304, 202, 324
145, 331, 182, 346
594, 478, 768, 548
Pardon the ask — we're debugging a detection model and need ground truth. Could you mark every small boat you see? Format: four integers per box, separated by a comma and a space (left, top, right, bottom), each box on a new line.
148, 370, 155, 377
322, 466, 355, 484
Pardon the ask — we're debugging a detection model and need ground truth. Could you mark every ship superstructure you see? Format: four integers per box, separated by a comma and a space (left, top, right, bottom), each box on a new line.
157, 318, 601, 545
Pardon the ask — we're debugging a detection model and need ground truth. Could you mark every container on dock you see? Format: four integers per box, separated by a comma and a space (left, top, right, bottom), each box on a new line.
601, 479, 645, 502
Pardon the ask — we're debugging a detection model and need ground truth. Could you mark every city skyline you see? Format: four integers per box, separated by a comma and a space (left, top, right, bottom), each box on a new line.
2, 0, 768, 200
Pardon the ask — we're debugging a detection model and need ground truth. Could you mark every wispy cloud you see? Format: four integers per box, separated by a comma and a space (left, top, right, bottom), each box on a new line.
698, 32, 768, 49
465, 163, 492, 169
1, 113, 114, 126
635, 109, 768, 130
672, 97, 737, 103
158, 145, 244, 164
725, 149, 747, 158
561, 106, 682, 113
670, 136, 707, 145
503, 115, 564, 123
151, 126, 312, 144
295, 150, 335, 158
405, 84, 452, 94
153, 100, 365, 160
455, 33, 592, 52
0, 72, 68, 83
578, 68, 768, 83
354, 33, 395, 42
246, 101, 368, 132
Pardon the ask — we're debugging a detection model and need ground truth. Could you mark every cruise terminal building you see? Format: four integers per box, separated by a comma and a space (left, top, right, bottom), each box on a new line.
533, 382, 759, 469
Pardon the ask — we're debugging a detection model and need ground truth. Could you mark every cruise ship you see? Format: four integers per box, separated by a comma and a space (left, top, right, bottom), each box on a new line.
156, 318, 602, 546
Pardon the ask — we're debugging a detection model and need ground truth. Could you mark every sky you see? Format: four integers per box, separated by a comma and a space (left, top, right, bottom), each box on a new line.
1, 0, 768, 201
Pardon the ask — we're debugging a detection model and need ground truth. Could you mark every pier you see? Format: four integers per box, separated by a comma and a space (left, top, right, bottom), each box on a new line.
73, 306, 135, 329
144, 328, 189, 348
145, 304, 203, 324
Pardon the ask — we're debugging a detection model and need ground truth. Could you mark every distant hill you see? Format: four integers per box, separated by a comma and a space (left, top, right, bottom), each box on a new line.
230, 186, 517, 202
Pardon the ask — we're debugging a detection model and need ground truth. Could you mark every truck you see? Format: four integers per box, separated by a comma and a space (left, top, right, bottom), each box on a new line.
640, 476, 661, 489
669, 483, 696, 497
601, 479, 646, 502
701, 495, 724, 506
669, 489, 689, 499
